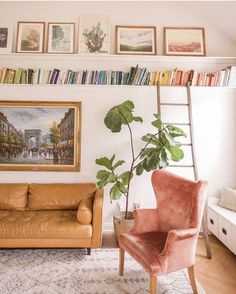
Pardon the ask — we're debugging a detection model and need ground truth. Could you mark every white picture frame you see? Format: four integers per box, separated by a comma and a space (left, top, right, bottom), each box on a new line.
47, 22, 75, 54
0, 23, 13, 54
78, 16, 110, 54
16, 21, 45, 53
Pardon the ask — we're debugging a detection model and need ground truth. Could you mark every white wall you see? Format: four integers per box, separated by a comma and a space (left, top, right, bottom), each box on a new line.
0, 1, 236, 230
0, 1, 236, 56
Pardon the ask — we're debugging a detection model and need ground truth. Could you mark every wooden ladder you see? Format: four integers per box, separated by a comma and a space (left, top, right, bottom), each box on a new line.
156, 82, 212, 259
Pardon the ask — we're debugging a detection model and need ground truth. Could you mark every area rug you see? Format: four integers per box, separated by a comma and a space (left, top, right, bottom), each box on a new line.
0, 248, 205, 294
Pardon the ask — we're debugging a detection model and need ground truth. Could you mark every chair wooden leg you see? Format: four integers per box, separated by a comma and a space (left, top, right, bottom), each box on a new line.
188, 265, 198, 294
202, 210, 212, 259
119, 247, 125, 276
150, 275, 157, 294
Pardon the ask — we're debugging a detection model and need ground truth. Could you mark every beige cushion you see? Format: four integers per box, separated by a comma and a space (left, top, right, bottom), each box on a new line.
77, 196, 93, 224
28, 183, 96, 210
219, 187, 236, 212
0, 184, 28, 210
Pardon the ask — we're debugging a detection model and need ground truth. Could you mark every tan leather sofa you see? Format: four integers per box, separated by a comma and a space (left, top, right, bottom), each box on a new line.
0, 183, 103, 254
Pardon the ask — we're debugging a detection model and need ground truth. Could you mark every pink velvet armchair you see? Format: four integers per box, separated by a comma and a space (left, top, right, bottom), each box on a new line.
119, 169, 207, 294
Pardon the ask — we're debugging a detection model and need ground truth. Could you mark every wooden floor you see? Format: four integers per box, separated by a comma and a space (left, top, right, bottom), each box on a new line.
102, 232, 236, 294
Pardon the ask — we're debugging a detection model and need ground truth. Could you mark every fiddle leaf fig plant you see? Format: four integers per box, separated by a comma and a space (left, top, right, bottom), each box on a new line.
96, 100, 186, 219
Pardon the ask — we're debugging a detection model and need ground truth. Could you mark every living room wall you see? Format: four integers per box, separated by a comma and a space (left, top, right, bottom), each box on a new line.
0, 1, 236, 229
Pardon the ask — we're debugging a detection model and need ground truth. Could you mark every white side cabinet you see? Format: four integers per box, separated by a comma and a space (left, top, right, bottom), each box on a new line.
207, 197, 236, 255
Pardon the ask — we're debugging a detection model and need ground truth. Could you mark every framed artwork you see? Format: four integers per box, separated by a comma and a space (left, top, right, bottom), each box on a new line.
16, 21, 45, 53
47, 22, 75, 54
78, 16, 110, 54
0, 23, 13, 54
164, 27, 206, 56
116, 25, 157, 55
0, 101, 81, 171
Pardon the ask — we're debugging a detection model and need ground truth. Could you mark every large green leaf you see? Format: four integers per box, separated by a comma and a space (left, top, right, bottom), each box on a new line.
145, 152, 160, 171
119, 171, 133, 185
167, 125, 187, 138
113, 160, 125, 170
95, 157, 113, 170
151, 118, 163, 131
117, 181, 127, 194
104, 108, 122, 132
135, 163, 144, 175
169, 146, 184, 161
141, 134, 160, 146
104, 100, 142, 133
96, 170, 111, 180
110, 183, 123, 200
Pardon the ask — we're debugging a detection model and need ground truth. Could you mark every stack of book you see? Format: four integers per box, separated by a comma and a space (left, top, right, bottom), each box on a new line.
0, 65, 236, 87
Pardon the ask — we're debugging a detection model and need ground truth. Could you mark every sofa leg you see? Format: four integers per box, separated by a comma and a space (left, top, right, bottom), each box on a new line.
87, 248, 91, 255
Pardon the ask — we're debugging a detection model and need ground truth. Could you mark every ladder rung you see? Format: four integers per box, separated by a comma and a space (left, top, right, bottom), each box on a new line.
169, 164, 194, 168
181, 143, 192, 146
164, 122, 190, 126
160, 103, 189, 106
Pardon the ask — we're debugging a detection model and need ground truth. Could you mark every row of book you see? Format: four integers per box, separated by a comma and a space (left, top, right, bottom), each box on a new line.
0, 65, 236, 86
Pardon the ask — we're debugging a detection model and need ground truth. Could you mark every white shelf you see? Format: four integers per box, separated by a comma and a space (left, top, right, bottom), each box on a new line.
1, 53, 236, 65
0, 84, 235, 90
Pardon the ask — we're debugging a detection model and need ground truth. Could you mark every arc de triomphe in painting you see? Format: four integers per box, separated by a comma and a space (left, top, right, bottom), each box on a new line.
24, 129, 42, 149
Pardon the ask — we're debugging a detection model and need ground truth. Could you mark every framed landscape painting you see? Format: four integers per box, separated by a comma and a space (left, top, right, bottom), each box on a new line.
164, 27, 206, 56
0, 101, 81, 171
16, 21, 45, 53
0, 23, 13, 54
78, 16, 110, 54
47, 22, 75, 54
116, 25, 157, 55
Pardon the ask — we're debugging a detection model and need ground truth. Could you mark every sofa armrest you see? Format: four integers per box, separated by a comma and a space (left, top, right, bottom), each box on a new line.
91, 189, 104, 247
131, 208, 159, 234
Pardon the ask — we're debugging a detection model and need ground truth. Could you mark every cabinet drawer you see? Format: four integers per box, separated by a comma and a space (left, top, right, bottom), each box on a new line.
218, 216, 232, 249
207, 208, 218, 237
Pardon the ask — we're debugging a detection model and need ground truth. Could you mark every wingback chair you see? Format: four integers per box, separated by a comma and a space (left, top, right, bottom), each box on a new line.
119, 169, 207, 294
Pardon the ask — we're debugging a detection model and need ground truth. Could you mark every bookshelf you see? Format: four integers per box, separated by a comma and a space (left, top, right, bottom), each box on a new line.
1, 53, 236, 87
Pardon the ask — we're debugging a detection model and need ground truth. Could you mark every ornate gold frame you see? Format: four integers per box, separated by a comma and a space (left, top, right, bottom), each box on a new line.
0, 101, 81, 171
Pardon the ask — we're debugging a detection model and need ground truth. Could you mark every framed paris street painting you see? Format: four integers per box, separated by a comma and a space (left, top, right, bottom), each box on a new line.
0, 101, 81, 171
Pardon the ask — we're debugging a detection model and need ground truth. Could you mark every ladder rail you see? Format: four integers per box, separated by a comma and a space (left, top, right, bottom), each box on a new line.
156, 83, 212, 259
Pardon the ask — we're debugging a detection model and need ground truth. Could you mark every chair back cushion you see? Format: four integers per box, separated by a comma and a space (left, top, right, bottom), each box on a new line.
0, 184, 28, 210
152, 170, 207, 231
27, 183, 96, 210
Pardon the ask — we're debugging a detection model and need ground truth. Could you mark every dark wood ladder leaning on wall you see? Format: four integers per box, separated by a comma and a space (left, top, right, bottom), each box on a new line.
156, 82, 212, 259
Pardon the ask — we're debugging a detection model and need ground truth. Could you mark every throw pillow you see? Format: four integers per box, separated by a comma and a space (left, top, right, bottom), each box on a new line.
219, 187, 236, 212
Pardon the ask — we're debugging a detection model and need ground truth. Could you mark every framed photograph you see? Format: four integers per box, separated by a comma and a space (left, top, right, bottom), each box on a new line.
0, 101, 81, 171
16, 21, 45, 53
0, 23, 13, 54
47, 22, 75, 54
78, 16, 110, 54
116, 25, 157, 55
164, 27, 206, 56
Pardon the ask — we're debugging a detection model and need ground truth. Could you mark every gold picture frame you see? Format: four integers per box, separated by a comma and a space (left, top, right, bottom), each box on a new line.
16, 21, 45, 53
164, 27, 206, 56
116, 25, 157, 55
0, 101, 81, 171
47, 22, 75, 54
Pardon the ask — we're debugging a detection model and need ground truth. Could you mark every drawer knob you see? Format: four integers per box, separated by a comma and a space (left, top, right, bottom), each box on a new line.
222, 228, 227, 235
210, 218, 214, 225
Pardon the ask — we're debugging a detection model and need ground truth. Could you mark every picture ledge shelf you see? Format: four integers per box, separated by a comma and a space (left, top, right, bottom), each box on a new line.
0, 84, 236, 90
1, 53, 236, 64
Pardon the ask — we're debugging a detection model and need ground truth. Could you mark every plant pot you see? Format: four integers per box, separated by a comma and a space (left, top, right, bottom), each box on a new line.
113, 211, 134, 243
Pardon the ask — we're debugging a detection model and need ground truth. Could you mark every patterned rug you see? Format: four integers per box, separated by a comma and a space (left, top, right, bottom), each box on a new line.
0, 248, 205, 294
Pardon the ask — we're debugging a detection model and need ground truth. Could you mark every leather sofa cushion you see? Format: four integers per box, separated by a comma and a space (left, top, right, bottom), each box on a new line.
0, 210, 92, 239
28, 183, 96, 210
0, 184, 28, 210
77, 196, 93, 224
